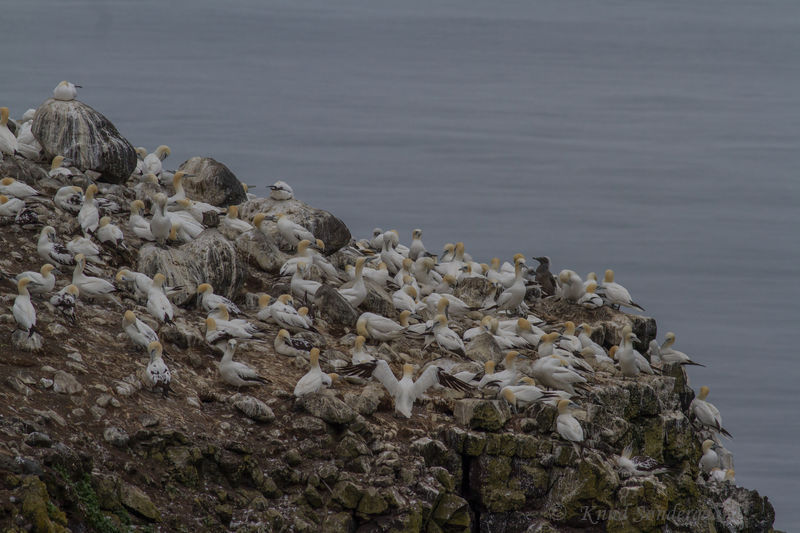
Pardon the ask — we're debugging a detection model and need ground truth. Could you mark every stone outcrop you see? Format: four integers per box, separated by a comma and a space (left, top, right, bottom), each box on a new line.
177, 157, 248, 207
31, 98, 136, 184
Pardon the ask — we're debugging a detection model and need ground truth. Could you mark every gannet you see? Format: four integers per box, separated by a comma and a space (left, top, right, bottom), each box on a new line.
337, 257, 368, 307
491, 258, 526, 314
597, 269, 644, 311
557, 321, 583, 352
659, 332, 705, 367
116, 269, 158, 300
53, 81, 79, 101
166, 171, 188, 205
279, 239, 340, 280
487, 256, 520, 288
143, 145, 170, 176
143, 341, 171, 396
427, 314, 466, 356
206, 317, 243, 348
269, 180, 294, 201
0, 195, 24, 216
351, 335, 375, 364
615, 443, 670, 477
219, 339, 269, 387
149, 194, 172, 244
0, 107, 18, 156
393, 258, 414, 288
290, 262, 321, 301
66, 236, 103, 264
294, 348, 337, 397
531, 356, 587, 395
50, 284, 79, 323
96, 217, 127, 250
500, 382, 557, 412
11, 264, 56, 294
464, 316, 495, 343
275, 328, 314, 358
577, 281, 604, 309
77, 184, 99, 235
15, 121, 43, 161
532, 256, 557, 297
484, 351, 523, 388
147, 274, 174, 324
209, 305, 257, 336
12, 278, 36, 336
709, 468, 736, 484
0, 177, 38, 198
424, 292, 476, 318
514, 318, 545, 346
491, 319, 529, 349
356, 311, 409, 342
256, 294, 277, 323
690, 386, 732, 438
558, 270, 585, 302
556, 399, 584, 444
35, 232, 68, 275
174, 197, 221, 222
408, 229, 429, 261
264, 294, 316, 331
380, 232, 405, 274
49, 156, 74, 180
133, 147, 147, 175
197, 283, 241, 315
699, 440, 720, 473
221, 205, 253, 234
577, 324, 613, 365
361, 262, 392, 288
54, 185, 84, 214
537, 332, 592, 372
166, 200, 205, 238
71, 254, 119, 305
122, 310, 159, 351
274, 213, 315, 247
241, 183, 257, 201
413, 257, 442, 295
129, 200, 155, 241
616, 326, 643, 378
341, 360, 473, 418
393, 285, 421, 314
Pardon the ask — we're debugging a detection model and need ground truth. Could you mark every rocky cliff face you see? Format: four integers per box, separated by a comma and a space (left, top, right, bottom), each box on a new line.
0, 143, 778, 531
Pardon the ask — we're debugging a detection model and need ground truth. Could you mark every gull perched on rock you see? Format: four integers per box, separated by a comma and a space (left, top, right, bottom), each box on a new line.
219, 339, 269, 388
340, 360, 474, 418
294, 348, 337, 397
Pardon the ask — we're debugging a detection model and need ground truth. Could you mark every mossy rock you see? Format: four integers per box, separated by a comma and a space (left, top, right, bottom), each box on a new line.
357, 487, 388, 515
431, 493, 470, 527
119, 482, 161, 522
20, 476, 68, 533
332, 480, 362, 509
485, 433, 517, 456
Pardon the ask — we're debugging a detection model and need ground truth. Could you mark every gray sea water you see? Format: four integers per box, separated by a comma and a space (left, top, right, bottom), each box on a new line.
4, 0, 798, 529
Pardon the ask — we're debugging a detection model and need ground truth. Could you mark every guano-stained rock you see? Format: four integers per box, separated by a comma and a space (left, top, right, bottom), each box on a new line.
177, 157, 247, 207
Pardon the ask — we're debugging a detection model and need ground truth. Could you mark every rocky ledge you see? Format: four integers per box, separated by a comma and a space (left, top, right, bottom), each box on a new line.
0, 89, 779, 532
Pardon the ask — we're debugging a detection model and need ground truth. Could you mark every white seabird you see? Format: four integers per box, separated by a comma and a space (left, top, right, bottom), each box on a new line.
615, 443, 670, 477
427, 314, 466, 356
500, 381, 558, 412
690, 386, 732, 438
220, 205, 253, 234
290, 262, 321, 301
597, 269, 645, 311
0, 195, 24, 216
337, 257, 368, 307
491, 258, 526, 314
0, 107, 18, 156
166, 171, 188, 205
54, 185, 84, 214
11, 263, 56, 294
197, 283, 241, 315
53, 81, 79, 101
699, 439, 720, 473
149, 193, 173, 244
49, 156, 74, 180
15, 121, 43, 161
531, 355, 588, 395
351, 335, 375, 364
12, 278, 36, 336
122, 310, 159, 351
269, 180, 294, 201
96, 217, 127, 250
408, 229, 429, 261
275, 328, 314, 358
264, 294, 315, 331
66, 236, 103, 264
143, 145, 170, 177
659, 332, 705, 367
275, 213, 315, 247
340, 360, 473, 418
72, 254, 120, 305
577, 281, 604, 309
143, 341, 172, 396
0, 177, 39, 198
77, 184, 99, 235
556, 399, 584, 445
294, 348, 337, 397
50, 284, 79, 323
219, 339, 269, 388
356, 311, 409, 342
147, 274, 174, 324
129, 200, 155, 241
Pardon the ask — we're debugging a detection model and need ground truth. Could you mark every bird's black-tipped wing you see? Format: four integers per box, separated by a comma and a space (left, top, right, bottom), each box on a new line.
339, 361, 378, 379
436, 368, 476, 393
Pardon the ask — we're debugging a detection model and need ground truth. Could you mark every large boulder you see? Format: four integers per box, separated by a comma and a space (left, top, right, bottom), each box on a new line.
31, 98, 136, 184
234, 228, 291, 273
239, 197, 351, 255
137, 230, 247, 306
314, 284, 359, 328
177, 157, 247, 207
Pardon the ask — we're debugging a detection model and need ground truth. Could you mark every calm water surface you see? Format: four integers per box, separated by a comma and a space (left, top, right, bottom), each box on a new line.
4, 1, 798, 529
